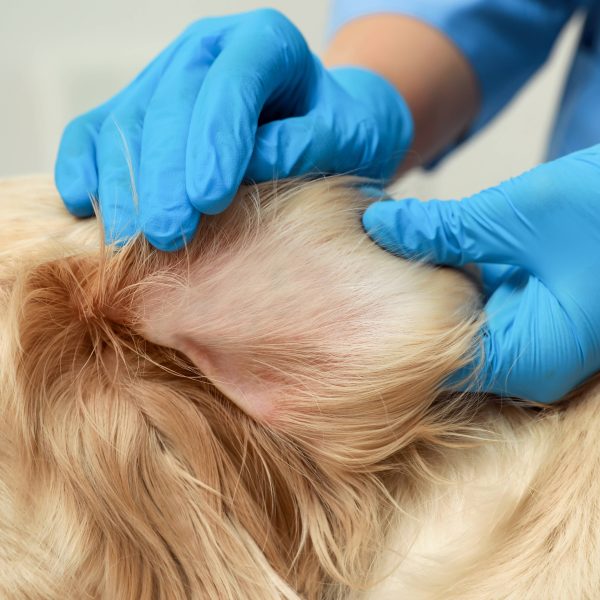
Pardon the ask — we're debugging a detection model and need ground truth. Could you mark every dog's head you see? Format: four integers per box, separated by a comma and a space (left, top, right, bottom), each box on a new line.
1, 177, 480, 599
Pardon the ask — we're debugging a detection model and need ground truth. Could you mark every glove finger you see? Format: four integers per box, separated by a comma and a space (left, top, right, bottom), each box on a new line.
138, 36, 214, 250
55, 103, 114, 217
245, 113, 336, 181
55, 30, 191, 219
246, 66, 414, 183
445, 320, 504, 398
362, 190, 530, 267
445, 277, 525, 397
449, 270, 570, 403
96, 108, 146, 245
186, 9, 308, 214
329, 67, 414, 180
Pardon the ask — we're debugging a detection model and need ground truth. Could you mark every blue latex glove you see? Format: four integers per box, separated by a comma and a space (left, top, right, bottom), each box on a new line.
363, 145, 600, 403
55, 8, 413, 250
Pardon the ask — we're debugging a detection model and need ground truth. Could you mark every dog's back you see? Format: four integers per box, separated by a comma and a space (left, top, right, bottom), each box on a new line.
364, 384, 600, 599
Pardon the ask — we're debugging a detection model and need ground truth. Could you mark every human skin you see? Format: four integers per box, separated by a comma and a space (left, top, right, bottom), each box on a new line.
324, 14, 480, 171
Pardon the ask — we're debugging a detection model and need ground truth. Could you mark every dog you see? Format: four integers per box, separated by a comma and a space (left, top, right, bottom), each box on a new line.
1, 175, 598, 599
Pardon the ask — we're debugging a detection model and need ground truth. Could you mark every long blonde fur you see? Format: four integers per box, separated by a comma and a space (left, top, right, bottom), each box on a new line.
0, 175, 598, 599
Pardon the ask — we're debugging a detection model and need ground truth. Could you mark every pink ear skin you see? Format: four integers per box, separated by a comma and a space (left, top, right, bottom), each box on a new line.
133, 180, 481, 432
176, 337, 286, 422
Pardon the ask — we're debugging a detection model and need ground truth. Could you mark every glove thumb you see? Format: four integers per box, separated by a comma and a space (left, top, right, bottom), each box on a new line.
362, 186, 529, 267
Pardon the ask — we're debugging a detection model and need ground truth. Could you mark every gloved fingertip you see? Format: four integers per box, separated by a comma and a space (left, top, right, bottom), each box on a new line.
145, 234, 190, 252
59, 192, 96, 219
142, 217, 200, 252
188, 191, 233, 216
105, 228, 139, 248
362, 200, 412, 257
187, 178, 235, 216
55, 166, 97, 218
443, 327, 497, 396
186, 161, 221, 215
367, 196, 473, 266
101, 211, 140, 248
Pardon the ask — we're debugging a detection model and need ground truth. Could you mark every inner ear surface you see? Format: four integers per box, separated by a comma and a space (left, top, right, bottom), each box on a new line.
178, 339, 289, 422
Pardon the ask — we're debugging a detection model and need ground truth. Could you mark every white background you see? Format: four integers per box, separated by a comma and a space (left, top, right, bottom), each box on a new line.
0, 1, 583, 199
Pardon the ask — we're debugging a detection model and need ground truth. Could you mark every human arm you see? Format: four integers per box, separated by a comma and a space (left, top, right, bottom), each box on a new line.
325, 0, 584, 166
324, 14, 479, 170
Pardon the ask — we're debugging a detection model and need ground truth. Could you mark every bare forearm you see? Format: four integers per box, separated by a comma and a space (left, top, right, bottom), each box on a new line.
324, 15, 479, 172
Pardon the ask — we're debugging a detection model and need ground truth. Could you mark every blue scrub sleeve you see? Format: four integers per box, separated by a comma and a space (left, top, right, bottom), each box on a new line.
329, 0, 582, 155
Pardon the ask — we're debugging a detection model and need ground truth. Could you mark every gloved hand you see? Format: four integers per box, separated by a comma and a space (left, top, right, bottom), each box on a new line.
55, 8, 413, 250
362, 144, 600, 403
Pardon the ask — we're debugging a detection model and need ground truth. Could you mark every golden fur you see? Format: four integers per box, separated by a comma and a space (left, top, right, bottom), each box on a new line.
1, 175, 599, 599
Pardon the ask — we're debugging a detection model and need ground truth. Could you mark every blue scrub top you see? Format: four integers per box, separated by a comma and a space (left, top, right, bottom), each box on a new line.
329, 0, 600, 162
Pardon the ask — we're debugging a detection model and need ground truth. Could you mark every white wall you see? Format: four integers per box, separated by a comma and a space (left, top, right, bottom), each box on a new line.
0, 0, 582, 199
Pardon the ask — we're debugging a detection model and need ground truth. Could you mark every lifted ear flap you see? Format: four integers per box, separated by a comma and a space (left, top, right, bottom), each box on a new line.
178, 339, 291, 422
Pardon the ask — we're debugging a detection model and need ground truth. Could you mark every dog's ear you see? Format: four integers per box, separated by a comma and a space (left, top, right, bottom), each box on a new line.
134, 178, 481, 444
177, 339, 291, 422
